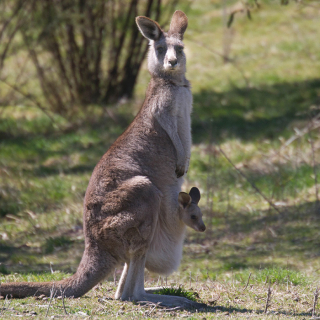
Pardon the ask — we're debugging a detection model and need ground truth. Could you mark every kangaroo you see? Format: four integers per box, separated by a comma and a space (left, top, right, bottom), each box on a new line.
115, 187, 206, 300
178, 187, 206, 233
1, 11, 203, 308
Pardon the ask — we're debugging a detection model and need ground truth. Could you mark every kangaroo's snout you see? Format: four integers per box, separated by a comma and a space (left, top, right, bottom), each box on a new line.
169, 59, 178, 67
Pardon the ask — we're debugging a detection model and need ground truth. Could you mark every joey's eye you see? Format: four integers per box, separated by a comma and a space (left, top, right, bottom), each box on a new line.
191, 215, 196, 220
157, 47, 164, 54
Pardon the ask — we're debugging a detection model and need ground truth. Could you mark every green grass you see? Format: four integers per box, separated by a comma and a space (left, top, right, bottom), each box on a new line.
152, 286, 199, 302
0, 0, 320, 318
0, 268, 317, 318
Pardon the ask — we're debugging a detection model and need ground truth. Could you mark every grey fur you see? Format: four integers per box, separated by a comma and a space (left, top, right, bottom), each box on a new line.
0, 10, 205, 309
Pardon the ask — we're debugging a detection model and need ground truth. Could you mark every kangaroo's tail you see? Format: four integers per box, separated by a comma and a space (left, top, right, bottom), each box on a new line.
0, 247, 117, 298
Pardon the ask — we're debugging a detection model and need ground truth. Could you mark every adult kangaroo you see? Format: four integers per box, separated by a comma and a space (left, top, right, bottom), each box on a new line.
1, 11, 203, 308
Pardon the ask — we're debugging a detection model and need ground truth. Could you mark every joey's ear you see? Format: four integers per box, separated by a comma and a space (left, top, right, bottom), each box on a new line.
168, 10, 188, 39
178, 192, 192, 208
136, 16, 162, 41
189, 187, 201, 204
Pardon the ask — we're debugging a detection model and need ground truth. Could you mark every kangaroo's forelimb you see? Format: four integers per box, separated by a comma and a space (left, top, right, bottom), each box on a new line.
154, 115, 186, 177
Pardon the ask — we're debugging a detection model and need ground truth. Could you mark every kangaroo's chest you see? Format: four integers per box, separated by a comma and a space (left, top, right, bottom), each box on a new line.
171, 86, 192, 119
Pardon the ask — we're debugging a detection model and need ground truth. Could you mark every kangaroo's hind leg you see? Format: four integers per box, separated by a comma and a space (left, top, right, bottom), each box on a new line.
112, 179, 161, 300
121, 251, 206, 309
117, 189, 205, 308
115, 263, 128, 300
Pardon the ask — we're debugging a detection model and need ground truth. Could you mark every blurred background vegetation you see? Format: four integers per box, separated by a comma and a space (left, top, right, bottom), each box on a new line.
0, 0, 320, 288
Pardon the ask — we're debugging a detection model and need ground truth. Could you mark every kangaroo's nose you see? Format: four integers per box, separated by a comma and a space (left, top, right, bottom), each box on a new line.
169, 59, 177, 67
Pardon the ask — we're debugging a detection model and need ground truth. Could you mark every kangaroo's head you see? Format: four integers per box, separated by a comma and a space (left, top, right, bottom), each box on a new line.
136, 10, 188, 78
178, 187, 206, 232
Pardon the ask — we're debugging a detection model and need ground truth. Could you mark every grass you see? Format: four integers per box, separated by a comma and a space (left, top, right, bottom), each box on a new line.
0, 269, 318, 318
1, 0, 320, 318
152, 286, 199, 302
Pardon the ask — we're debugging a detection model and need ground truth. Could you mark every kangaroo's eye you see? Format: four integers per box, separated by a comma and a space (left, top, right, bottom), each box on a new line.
191, 215, 196, 220
176, 46, 183, 53
157, 47, 164, 54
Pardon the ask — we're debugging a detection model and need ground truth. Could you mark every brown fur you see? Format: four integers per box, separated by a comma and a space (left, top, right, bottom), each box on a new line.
0, 11, 205, 308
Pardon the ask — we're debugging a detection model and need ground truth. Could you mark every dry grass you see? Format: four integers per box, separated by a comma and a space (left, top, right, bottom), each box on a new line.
1, 0, 320, 318
0, 269, 319, 319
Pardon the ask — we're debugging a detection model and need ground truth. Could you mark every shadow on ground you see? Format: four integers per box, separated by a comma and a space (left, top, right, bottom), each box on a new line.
192, 78, 320, 143
0, 79, 320, 275
186, 200, 320, 273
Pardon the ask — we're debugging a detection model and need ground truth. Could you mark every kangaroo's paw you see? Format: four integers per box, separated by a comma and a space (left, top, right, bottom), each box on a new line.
175, 165, 185, 178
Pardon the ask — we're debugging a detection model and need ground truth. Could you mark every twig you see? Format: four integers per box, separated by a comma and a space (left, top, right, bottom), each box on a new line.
0, 294, 8, 316
264, 281, 272, 314
114, 268, 117, 285
145, 303, 161, 316
243, 272, 252, 291
186, 37, 250, 88
307, 118, 319, 205
145, 305, 157, 316
218, 146, 281, 214
312, 287, 319, 318
0, 295, 12, 316
286, 259, 290, 292
0, 78, 63, 130
60, 285, 68, 315
97, 298, 111, 305
231, 267, 234, 288
45, 285, 56, 318
137, 301, 162, 308
158, 306, 182, 312
280, 115, 320, 151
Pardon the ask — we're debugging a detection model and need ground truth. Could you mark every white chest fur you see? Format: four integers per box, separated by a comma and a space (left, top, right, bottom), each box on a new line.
145, 222, 186, 275
144, 85, 192, 275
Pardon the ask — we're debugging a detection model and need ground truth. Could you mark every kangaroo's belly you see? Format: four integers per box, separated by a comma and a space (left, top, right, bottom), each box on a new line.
145, 224, 186, 275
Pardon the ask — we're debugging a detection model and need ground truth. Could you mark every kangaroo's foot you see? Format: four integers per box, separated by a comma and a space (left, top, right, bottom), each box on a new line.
120, 254, 206, 309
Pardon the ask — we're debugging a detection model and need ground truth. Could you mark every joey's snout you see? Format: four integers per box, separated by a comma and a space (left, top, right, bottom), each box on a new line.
193, 218, 206, 232
188, 220, 206, 233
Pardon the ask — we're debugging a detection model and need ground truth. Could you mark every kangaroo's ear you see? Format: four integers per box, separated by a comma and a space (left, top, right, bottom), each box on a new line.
168, 10, 188, 39
189, 187, 200, 204
178, 192, 192, 208
136, 16, 162, 41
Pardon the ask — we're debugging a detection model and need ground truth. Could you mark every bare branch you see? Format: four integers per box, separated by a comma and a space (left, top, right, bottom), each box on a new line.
0, 77, 63, 129
312, 287, 319, 318
264, 281, 272, 313
218, 145, 282, 214
243, 272, 252, 291
0, 0, 25, 41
